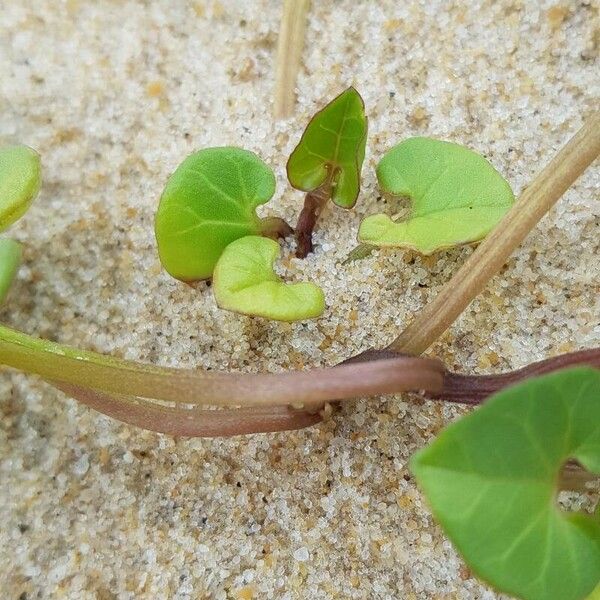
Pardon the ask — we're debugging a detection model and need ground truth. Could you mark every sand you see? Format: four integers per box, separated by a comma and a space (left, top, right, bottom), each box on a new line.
0, 0, 598, 598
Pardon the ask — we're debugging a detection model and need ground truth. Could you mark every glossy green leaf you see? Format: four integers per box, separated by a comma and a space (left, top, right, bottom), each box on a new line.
0, 145, 41, 231
359, 137, 514, 253
0, 238, 22, 304
286, 87, 368, 208
411, 367, 600, 600
586, 583, 600, 600
213, 236, 325, 322
155, 147, 277, 281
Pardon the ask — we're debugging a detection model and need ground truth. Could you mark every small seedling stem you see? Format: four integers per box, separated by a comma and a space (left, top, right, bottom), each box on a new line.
295, 173, 333, 258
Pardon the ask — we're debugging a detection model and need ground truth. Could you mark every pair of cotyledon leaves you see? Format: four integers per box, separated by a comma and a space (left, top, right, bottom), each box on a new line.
154, 147, 324, 321
412, 367, 600, 600
155, 87, 514, 322
0, 145, 41, 304
155, 87, 368, 321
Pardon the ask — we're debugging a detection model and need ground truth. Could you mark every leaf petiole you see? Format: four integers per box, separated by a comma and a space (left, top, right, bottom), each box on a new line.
343, 242, 376, 264
0, 238, 22, 304
259, 216, 294, 240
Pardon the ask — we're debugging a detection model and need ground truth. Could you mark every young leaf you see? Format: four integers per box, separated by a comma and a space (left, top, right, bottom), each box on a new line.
213, 235, 325, 321
287, 87, 368, 257
0, 145, 41, 231
358, 137, 514, 254
411, 367, 600, 600
287, 86, 367, 208
155, 147, 290, 282
0, 238, 22, 304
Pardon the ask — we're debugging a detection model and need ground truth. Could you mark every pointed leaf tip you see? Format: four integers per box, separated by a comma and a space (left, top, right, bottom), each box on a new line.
287, 87, 368, 208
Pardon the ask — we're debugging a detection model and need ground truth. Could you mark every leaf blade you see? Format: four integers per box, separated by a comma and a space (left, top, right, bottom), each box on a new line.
411, 367, 600, 600
0, 145, 41, 231
359, 137, 514, 252
155, 147, 275, 281
287, 87, 368, 208
213, 235, 325, 322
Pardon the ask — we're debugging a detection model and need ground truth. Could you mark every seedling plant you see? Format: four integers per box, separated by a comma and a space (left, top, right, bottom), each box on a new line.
1, 93, 599, 600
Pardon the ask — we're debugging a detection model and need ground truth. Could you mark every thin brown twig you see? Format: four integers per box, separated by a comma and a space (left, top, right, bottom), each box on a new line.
389, 112, 600, 355
273, 0, 310, 119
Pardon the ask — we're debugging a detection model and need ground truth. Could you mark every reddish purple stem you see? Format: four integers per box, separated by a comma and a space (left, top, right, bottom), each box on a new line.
433, 348, 600, 405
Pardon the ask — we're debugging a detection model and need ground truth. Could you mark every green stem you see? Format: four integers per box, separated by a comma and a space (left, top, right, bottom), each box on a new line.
0, 323, 444, 408
343, 242, 376, 264
0, 238, 22, 304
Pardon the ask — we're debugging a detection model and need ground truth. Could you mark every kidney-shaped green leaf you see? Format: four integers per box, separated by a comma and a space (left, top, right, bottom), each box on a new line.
213, 235, 325, 322
411, 367, 600, 600
359, 137, 514, 253
0, 145, 41, 232
0, 238, 22, 304
286, 87, 368, 208
155, 147, 276, 281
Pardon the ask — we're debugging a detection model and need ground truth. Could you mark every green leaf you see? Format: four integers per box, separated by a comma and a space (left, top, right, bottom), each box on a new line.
0, 145, 41, 231
155, 147, 276, 281
411, 367, 600, 600
213, 235, 325, 322
358, 137, 514, 253
0, 238, 22, 304
286, 87, 368, 208
586, 583, 600, 600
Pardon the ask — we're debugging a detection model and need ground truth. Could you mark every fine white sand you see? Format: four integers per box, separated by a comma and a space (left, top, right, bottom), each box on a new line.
1, 1, 598, 598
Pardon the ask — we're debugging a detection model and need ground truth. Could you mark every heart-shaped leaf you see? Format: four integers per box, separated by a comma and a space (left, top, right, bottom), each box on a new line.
0, 145, 41, 231
359, 137, 514, 253
287, 87, 368, 208
0, 238, 22, 304
155, 147, 278, 281
411, 367, 600, 600
213, 235, 325, 322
